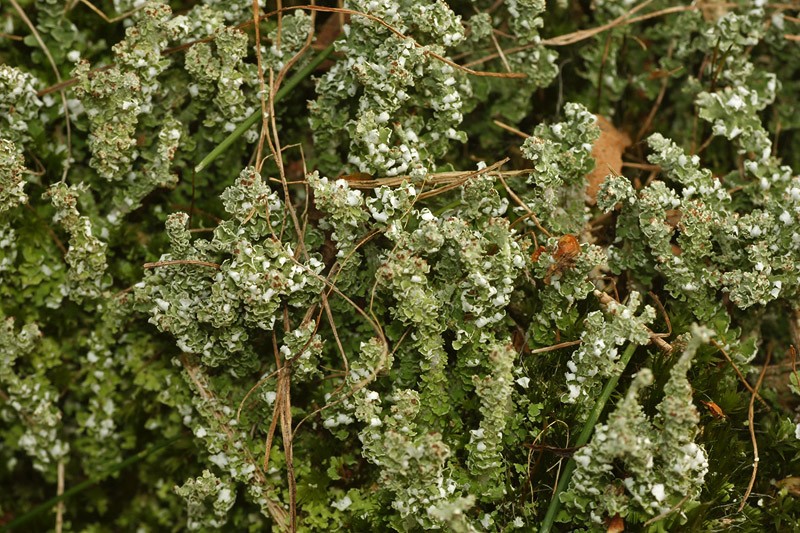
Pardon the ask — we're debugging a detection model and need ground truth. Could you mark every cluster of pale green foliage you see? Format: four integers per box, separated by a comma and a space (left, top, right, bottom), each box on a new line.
2, 1, 800, 532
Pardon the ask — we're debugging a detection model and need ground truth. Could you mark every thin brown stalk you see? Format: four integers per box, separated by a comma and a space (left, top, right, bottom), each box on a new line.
236, 368, 282, 422
530, 339, 582, 354
642, 494, 691, 527
9, 0, 72, 180
621, 161, 660, 171
493, 119, 530, 139
253, 0, 269, 173
255, 5, 526, 79
495, 172, 552, 238
636, 43, 675, 143
594, 290, 672, 353
710, 339, 769, 409
464, 2, 696, 69
55, 460, 64, 533
738, 347, 772, 512
76, 0, 143, 23
179, 354, 288, 527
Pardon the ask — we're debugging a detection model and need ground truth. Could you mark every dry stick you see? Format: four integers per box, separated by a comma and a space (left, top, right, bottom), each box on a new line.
262, 352, 286, 472
55, 460, 64, 533
642, 494, 692, 527
647, 291, 672, 337
257, 16, 317, 526
710, 339, 769, 410
495, 172, 552, 238
265, 4, 317, 247
493, 119, 530, 139
342, 164, 532, 190
9, 0, 72, 181
465, 0, 692, 69
179, 354, 289, 528
262, 17, 315, 516
236, 368, 282, 422
523, 420, 570, 504
594, 290, 673, 353
279, 364, 296, 533
621, 161, 660, 171
738, 347, 772, 512
322, 291, 349, 377
253, 0, 269, 174
540, 0, 655, 46
636, 44, 675, 143
530, 339, 582, 354
487, 17, 512, 72
76, 0, 143, 23
789, 346, 800, 398
595, 32, 613, 107
308, 229, 385, 407
417, 164, 506, 200
255, 5, 525, 79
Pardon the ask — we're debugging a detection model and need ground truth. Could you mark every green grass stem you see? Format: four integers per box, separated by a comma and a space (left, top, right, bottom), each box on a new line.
1, 436, 182, 532
538, 343, 638, 533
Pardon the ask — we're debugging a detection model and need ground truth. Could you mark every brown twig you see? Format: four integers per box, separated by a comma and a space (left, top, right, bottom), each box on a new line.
495, 171, 552, 238
55, 460, 65, 533
9, 0, 72, 180
738, 346, 772, 512
642, 494, 691, 527
523, 420, 570, 505
710, 339, 769, 410
464, 1, 696, 69
621, 161, 660, 171
253, 0, 269, 174
179, 354, 288, 528
253, 5, 526, 79
417, 158, 510, 200
530, 339, 582, 354
493, 119, 529, 139
594, 290, 672, 353
636, 43, 675, 143
647, 291, 672, 337
75, 0, 143, 23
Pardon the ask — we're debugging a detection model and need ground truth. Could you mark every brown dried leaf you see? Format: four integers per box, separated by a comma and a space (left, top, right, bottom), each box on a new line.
775, 476, 800, 497
587, 115, 631, 205
316, 12, 348, 49
606, 514, 625, 533
697, 0, 730, 22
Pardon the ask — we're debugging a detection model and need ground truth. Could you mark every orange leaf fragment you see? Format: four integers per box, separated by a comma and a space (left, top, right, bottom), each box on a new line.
701, 400, 727, 419
606, 514, 625, 533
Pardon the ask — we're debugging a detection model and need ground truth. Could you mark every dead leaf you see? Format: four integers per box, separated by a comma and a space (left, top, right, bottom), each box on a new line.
775, 476, 800, 497
606, 514, 625, 533
316, 12, 349, 49
697, 0, 730, 22
586, 115, 631, 205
